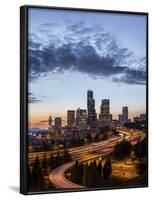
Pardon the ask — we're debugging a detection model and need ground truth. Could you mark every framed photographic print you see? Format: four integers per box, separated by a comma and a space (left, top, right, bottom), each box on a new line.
20, 5, 148, 195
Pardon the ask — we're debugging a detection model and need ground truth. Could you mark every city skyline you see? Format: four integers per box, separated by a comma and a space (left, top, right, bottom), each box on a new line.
28, 8, 146, 129
29, 90, 145, 129
24, 7, 148, 193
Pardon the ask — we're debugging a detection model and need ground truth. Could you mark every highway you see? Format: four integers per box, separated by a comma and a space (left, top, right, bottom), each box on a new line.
49, 161, 85, 189
48, 129, 144, 189
49, 148, 115, 189
28, 135, 122, 164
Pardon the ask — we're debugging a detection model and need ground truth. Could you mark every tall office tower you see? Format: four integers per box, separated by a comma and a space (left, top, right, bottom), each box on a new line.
87, 90, 97, 128
122, 106, 128, 123
99, 99, 112, 127
55, 117, 62, 128
67, 110, 75, 127
118, 114, 124, 124
100, 99, 110, 114
76, 108, 87, 130
76, 108, 81, 127
87, 90, 93, 101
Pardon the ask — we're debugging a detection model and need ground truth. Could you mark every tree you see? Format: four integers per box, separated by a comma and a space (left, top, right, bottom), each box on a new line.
27, 166, 32, 188
83, 163, 93, 187
71, 161, 103, 187
136, 162, 146, 175
33, 156, 40, 169
55, 151, 62, 167
70, 161, 81, 184
113, 140, 132, 160
134, 139, 146, 160
31, 156, 44, 188
48, 153, 56, 169
103, 160, 112, 179
42, 153, 48, 172
97, 161, 102, 175
82, 162, 102, 187
64, 149, 72, 163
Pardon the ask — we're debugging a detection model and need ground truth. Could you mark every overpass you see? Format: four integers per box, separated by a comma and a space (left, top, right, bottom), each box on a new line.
49, 129, 143, 189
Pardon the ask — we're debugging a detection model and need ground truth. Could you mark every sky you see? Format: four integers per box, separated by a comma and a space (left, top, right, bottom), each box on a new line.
28, 8, 147, 129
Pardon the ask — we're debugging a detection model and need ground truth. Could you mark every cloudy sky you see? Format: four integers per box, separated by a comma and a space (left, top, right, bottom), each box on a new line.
28, 8, 147, 129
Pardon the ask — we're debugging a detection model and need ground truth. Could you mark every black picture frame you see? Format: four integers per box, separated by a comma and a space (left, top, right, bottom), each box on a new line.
20, 5, 148, 195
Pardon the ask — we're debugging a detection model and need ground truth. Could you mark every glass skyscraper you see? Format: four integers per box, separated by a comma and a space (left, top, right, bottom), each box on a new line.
99, 99, 112, 127
87, 90, 97, 128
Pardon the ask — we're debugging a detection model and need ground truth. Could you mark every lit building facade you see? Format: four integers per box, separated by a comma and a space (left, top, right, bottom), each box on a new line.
118, 106, 128, 124
122, 106, 128, 123
118, 114, 124, 124
87, 90, 97, 128
67, 110, 75, 127
76, 108, 87, 130
99, 99, 112, 127
55, 117, 62, 128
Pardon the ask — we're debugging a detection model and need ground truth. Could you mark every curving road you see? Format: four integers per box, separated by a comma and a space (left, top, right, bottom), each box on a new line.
49, 149, 114, 189
49, 161, 85, 189
49, 129, 144, 189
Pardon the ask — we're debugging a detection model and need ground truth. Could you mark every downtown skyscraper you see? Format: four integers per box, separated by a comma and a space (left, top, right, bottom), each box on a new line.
118, 106, 128, 124
99, 99, 112, 127
67, 110, 75, 127
87, 90, 97, 128
122, 106, 128, 123
55, 117, 62, 128
76, 108, 87, 130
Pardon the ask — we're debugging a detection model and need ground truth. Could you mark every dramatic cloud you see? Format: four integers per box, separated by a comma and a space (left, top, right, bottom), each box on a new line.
28, 92, 42, 103
113, 69, 146, 85
28, 21, 146, 85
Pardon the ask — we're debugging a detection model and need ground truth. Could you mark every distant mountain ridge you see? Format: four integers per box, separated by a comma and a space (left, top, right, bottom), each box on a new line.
28, 128, 47, 134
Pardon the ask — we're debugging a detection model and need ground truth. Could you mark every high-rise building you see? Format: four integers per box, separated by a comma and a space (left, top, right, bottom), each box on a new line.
76, 108, 87, 130
118, 106, 128, 124
55, 117, 62, 128
87, 90, 97, 128
122, 106, 128, 123
100, 99, 110, 114
76, 108, 81, 127
67, 110, 75, 127
118, 114, 124, 124
99, 99, 112, 127
87, 90, 93, 100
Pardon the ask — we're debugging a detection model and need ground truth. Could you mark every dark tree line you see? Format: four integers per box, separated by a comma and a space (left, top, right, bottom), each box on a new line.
134, 138, 146, 160
113, 139, 146, 161
28, 149, 72, 190
103, 160, 112, 180
70, 159, 112, 187
28, 156, 44, 189
48, 149, 72, 169
112, 138, 147, 180
134, 138, 147, 177
113, 140, 132, 160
